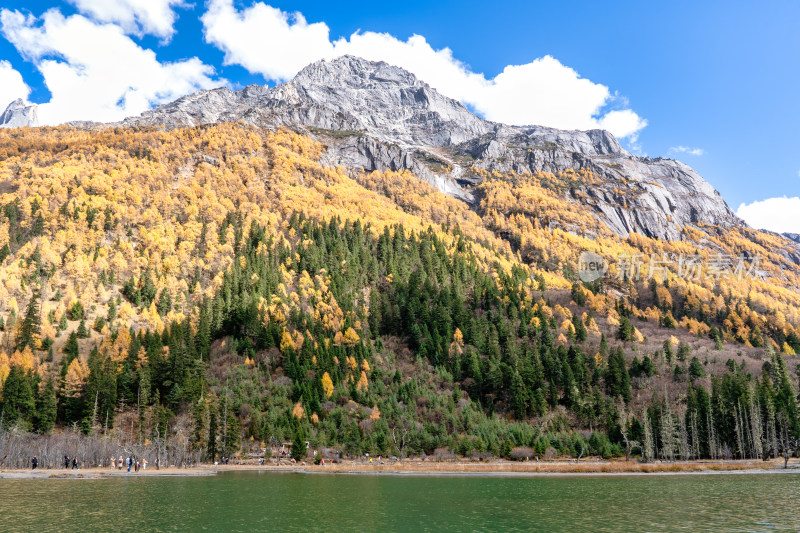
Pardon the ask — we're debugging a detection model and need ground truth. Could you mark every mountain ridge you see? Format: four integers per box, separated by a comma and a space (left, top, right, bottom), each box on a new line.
117, 56, 741, 240
5, 56, 742, 240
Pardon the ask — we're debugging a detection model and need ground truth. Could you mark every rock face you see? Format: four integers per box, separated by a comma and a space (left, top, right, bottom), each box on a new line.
121, 55, 741, 240
0, 99, 39, 128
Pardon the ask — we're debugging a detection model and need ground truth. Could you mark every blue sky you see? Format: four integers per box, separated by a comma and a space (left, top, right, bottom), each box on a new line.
0, 0, 798, 233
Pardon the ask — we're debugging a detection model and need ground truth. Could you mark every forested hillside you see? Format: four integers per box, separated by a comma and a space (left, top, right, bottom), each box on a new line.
1, 123, 799, 465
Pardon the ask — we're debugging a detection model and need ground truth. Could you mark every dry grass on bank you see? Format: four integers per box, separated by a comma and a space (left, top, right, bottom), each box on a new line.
2, 459, 790, 479
273, 459, 774, 475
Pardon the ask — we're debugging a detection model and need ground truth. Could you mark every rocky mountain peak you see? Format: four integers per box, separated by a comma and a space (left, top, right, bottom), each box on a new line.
293, 55, 421, 88
0, 98, 39, 128
271, 55, 492, 147
117, 56, 741, 240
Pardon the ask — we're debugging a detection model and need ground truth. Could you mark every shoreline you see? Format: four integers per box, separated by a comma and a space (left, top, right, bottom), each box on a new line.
3, 459, 799, 479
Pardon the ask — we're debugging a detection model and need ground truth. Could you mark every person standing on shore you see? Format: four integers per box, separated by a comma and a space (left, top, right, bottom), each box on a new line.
72, 457, 78, 469
111, 456, 116, 470
127, 456, 132, 472
64, 455, 69, 469
142, 459, 147, 470
31, 456, 38, 470
118, 455, 123, 470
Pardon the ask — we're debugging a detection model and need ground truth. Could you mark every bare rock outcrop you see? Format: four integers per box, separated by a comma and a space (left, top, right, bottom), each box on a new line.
0, 98, 38, 128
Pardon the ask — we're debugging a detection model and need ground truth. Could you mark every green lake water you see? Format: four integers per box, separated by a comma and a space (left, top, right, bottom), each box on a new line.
0, 471, 798, 532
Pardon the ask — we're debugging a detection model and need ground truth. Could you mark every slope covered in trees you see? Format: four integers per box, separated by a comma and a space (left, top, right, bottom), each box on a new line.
0, 123, 799, 465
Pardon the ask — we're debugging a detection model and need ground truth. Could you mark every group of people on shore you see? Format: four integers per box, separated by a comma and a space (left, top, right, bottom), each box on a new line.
110, 455, 159, 472
29, 455, 160, 471
30, 455, 79, 469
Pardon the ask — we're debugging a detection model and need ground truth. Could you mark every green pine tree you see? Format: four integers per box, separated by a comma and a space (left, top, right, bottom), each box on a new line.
291, 427, 307, 461
1, 367, 36, 427
617, 316, 634, 342
207, 410, 218, 462
16, 289, 42, 352
34, 377, 57, 433
107, 298, 117, 323
76, 319, 89, 339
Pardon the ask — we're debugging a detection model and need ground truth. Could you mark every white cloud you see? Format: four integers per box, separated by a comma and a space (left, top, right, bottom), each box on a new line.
0, 60, 30, 110
0, 9, 223, 125
202, 1, 333, 81
67, 0, 185, 39
669, 145, 704, 156
597, 110, 648, 139
737, 197, 800, 234
202, 0, 647, 139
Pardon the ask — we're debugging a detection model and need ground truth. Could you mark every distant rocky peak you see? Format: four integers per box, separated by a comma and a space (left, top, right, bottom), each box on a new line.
278, 55, 492, 146
785, 233, 800, 244
293, 56, 421, 88
0, 98, 39, 128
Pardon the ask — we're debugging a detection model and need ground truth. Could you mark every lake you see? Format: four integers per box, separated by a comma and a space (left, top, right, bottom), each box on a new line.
0, 471, 798, 532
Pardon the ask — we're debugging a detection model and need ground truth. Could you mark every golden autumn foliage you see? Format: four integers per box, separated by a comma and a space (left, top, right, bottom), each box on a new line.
280, 329, 295, 354
343, 327, 360, 346
450, 327, 465, 356
0, 351, 9, 385
321, 372, 334, 398
64, 358, 90, 398
0, 124, 526, 363
0, 121, 798, 374
333, 331, 345, 346
9, 346, 36, 374
356, 370, 369, 392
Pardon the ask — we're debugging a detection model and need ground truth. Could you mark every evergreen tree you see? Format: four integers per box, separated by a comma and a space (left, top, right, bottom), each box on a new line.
771, 348, 800, 438
617, 316, 634, 342
34, 377, 57, 433
85, 349, 118, 430
689, 357, 705, 381
1, 367, 35, 427
570, 282, 586, 306
663, 340, 674, 364
63, 331, 80, 362
291, 426, 307, 461
677, 342, 691, 362
156, 289, 172, 316
510, 370, 527, 419
76, 319, 89, 339
207, 409, 218, 461
16, 289, 42, 352
107, 298, 117, 323
606, 348, 632, 403
67, 300, 84, 321
141, 270, 157, 306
